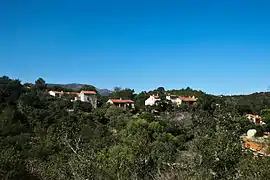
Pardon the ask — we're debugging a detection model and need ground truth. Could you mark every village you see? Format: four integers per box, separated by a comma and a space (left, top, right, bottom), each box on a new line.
48, 89, 270, 157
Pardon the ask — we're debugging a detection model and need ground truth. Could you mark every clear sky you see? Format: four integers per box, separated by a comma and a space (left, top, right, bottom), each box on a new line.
1, 0, 270, 95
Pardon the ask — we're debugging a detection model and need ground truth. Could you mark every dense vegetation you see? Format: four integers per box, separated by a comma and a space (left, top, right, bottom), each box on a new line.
1, 76, 270, 180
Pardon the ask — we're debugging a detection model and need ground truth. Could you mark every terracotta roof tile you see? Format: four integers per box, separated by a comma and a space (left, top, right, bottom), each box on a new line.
66, 92, 79, 95
80, 91, 97, 95
179, 96, 197, 102
243, 140, 269, 156
247, 114, 262, 119
110, 99, 134, 103
51, 91, 64, 94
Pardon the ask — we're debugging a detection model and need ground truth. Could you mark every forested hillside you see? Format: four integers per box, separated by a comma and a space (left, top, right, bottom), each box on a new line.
1, 76, 270, 180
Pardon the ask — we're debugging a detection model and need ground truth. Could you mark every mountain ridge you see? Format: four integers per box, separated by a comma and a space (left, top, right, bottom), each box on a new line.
47, 83, 113, 96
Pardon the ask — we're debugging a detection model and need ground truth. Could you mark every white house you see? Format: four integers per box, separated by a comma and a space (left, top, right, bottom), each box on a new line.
48, 90, 97, 108
145, 95, 160, 106
78, 91, 97, 108
166, 95, 197, 106
48, 90, 64, 97
247, 114, 265, 125
107, 98, 134, 109
166, 95, 182, 106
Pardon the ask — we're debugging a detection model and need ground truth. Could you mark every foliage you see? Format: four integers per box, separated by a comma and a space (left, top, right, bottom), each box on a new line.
261, 109, 270, 127
167, 87, 205, 98
1, 75, 270, 180
80, 85, 97, 92
35, 78, 46, 90
109, 87, 135, 100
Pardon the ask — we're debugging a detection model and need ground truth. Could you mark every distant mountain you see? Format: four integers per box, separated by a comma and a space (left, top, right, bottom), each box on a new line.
47, 83, 86, 90
98, 88, 113, 96
47, 83, 112, 96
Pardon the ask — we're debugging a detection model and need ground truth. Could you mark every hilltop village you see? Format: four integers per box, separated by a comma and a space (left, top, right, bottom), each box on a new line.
1, 76, 270, 179
48, 84, 270, 157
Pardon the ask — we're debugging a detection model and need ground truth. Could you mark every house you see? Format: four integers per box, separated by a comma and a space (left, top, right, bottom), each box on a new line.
241, 131, 270, 156
166, 95, 182, 106
48, 90, 97, 108
179, 96, 197, 105
107, 98, 134, 109
242, 140, 269, 156
166, 95, 197, 106
145, 94, 197, 106
49, 90, 64, 97
145, 95, 160, 106
78, 91, 97, 108
247, 114, 265, 125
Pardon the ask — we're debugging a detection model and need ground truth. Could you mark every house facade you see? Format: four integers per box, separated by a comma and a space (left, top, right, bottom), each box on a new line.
107, 99, 134, 109
166, 95, 182, 106
241, 131, 270, 156
145, 95, 160, 106
145, 95, 197, 106
78, 91, 97, 108
48, 90, 97, 108
247, 114, 265, 125
179, 96, 197, 105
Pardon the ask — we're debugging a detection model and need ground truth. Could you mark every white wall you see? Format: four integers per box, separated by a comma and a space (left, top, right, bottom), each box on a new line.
145, 96, 160, 106
48, 91, 56, 96
79, 93, 97, 108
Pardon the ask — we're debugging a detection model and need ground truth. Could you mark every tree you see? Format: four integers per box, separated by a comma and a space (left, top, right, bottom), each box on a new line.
134, 91, 147, 109
109, 87, 135, 100
80, 85, 96, 92
35, 78, 46, 90
261, 109, 270, 128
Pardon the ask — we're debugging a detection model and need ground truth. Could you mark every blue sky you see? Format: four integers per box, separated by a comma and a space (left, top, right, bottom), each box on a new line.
1, 0, 270, 95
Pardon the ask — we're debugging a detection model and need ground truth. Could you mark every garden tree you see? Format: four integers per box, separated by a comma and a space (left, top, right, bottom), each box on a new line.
166, 87, 205, 99
119, 88, 135, 100
96, 93, 108, 108
261, 109, 270, 127
157, 87, 165, 94
61, 93, 77, 102
109, 87, 135, 100
80, 85, 96, 92
156, 87, 166, 100
154, 99, 173, 113
109, 87, 121, 99
134, 91, 147, 109
197, 94, 217, 114
35, 78, 46, 90
47, 85, 74, 92
73, 101, 92, 112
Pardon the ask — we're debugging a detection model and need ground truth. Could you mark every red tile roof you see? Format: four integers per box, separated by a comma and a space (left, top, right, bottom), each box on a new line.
243, 140, 269, 156
179, 96, 197, 102
80, 91, 97, 95
110, 99, 134, 103
50, 91, 79, 95
247, 114, 262, 120
66, 92, 79, 95
51, 91, 64, 94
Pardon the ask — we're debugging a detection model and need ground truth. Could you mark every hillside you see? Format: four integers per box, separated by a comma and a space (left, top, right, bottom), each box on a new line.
47, 83, 113, 96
